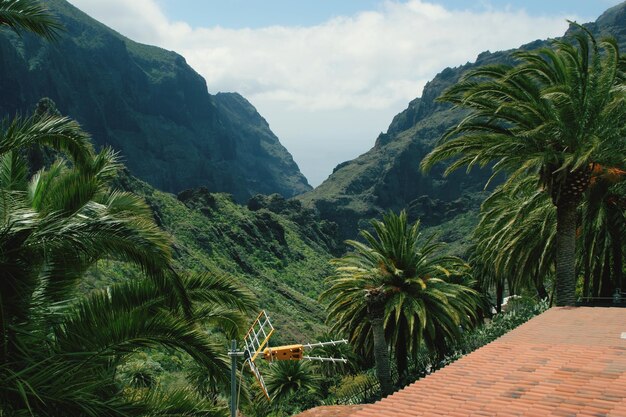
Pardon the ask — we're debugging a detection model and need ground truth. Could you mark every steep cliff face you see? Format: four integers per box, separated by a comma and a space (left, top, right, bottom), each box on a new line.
300, 7, 623, 241
298, 59, 498, 239
0, 0, 310, 201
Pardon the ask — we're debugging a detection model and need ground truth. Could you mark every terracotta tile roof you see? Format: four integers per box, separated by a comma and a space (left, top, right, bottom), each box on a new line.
295, 307, 626, 417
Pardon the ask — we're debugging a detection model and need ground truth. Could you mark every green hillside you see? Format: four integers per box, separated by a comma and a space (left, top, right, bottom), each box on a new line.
87, 172, 339, 342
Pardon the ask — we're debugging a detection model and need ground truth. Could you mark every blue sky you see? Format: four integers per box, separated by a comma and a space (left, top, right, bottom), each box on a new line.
71, 0, 623, 186
154, 0, 613, 29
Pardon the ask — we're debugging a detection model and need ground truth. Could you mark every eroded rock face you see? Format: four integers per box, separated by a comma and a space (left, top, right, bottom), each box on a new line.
0, 0, 311, 202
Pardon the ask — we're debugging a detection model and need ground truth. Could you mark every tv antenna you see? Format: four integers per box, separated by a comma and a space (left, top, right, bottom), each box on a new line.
228, 310, 348, 417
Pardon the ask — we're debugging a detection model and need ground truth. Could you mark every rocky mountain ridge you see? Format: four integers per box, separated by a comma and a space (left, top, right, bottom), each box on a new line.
0, 0, 310, 201
299, 4, 626, 242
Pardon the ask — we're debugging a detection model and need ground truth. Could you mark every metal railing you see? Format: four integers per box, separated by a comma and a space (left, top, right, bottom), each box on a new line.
577, 289, 626, 307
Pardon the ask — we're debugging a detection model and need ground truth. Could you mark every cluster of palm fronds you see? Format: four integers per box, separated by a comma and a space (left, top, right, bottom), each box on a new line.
321, 210, 481, 396
0, 2, 256, 415
423, 23, 626, 306
471, 166, 625, 308
0, 114, 261, 417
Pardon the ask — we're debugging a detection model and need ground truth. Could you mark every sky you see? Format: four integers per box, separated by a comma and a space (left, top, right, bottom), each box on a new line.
67, 0, 620, 187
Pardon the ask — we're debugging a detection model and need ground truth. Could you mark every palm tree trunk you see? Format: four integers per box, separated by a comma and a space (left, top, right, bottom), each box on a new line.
370, 312, 393, 397
555, 201, 578, 306
495, 280, 503, 313
395, 328, 408, 381
610, 226, 623, 292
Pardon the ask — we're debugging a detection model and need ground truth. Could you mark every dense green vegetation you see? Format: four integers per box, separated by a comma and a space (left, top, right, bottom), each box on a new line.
104, 180, 339, 342
0, 4, 332, 415
1, 1, 624, 416
0, 56, 251, 417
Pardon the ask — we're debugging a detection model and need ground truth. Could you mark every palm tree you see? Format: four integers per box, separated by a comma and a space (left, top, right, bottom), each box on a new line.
471, 168, 625, 306
264, 361, 321, 405
321, 211, 479, 396
0, 114, 256, 415
0, 8, 247, 413
422, 26, 626, 306
471, 176, 555, 306
580, 166, 626, 299
0, 0, 62, 40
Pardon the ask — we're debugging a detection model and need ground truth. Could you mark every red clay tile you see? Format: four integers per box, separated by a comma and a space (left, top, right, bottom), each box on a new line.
293, 307, 626, 417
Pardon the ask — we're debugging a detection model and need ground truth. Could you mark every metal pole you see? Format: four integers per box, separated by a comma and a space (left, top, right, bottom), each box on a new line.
230, 339, 237, 417
302, 339, 348, 349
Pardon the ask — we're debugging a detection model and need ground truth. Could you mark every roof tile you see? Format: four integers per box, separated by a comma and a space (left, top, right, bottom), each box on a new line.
294, 307, 626, 417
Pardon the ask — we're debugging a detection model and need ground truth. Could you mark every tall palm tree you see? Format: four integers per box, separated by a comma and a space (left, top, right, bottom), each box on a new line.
580, 166, 625, 299
0, 0, 62, 40
422, 26, 626, 306
321, 211, 479, 396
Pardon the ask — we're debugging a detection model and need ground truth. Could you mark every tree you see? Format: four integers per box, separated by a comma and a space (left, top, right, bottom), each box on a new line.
264, 361, 321, 405
471, 176, 555, 307
422, 26, 626, 306
321, 211, 479, 396
0, 113, 256, 415
471, 167, 625, 307
0, 6, 251, 414
0, 0, 62, 40
580, 165, 626, 299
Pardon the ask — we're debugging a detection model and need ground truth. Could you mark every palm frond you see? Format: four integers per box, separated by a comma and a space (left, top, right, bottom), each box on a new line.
0, 0, 63, 40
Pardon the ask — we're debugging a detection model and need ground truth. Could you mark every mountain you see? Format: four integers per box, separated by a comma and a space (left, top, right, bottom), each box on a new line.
0, 0, 310, 201
299, 5, 626, 243
297, 56, 506, 241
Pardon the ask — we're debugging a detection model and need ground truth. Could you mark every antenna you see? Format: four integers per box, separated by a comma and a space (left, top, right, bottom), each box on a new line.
243, 310, 275, 363
228, 311, 349, 417
242, 310, 274, 401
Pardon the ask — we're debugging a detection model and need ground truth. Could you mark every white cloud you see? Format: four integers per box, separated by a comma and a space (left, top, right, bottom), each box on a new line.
67, 0, 576, 186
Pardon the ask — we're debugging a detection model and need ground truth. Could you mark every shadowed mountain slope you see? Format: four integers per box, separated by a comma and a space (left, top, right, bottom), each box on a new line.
0, 0, 310, 201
